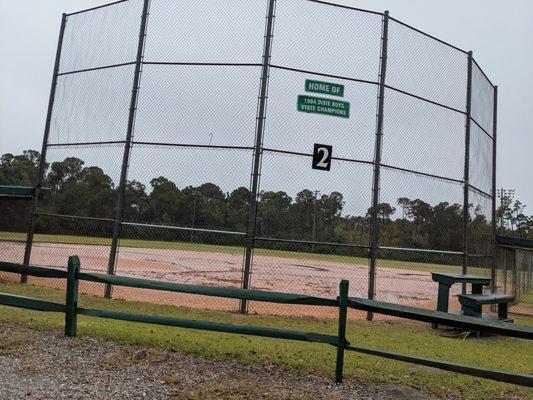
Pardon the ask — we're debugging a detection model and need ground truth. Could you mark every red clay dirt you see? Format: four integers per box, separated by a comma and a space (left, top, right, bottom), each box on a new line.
1, 240, 466, 318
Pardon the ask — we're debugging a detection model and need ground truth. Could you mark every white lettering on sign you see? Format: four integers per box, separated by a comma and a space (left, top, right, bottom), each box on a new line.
305, 80, 344, 97
297, 95, 350, 118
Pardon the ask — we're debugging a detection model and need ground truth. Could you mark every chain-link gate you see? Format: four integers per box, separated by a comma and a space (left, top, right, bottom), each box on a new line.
3, 0, 500, 318
496, 244, 533, 316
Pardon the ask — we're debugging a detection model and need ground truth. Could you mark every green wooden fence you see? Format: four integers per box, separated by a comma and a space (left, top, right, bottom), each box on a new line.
0, 257, 531, 387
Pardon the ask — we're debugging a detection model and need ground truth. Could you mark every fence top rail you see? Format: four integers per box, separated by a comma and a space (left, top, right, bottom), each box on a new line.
304, 0, 384, 16
66, 0, 128, 17
378, 245, 464, 256
62, 0, 482, 72
0, 262, 67, 279
388, 16, 469, 55
77, 271, 339, 307
0, 185, 34, 197
255, 236, 370, 250
496, 235, 533, 250
36, 212, 115, 223
348, 297, 533, 340
121, 221, 246, 236
472, 57, 497, 89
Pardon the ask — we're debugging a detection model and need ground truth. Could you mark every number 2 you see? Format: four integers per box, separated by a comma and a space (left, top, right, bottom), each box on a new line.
312, 144, 332, 171
316, 147, 330, 168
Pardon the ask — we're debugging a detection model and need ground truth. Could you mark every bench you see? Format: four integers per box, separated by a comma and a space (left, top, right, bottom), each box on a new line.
458, 294, 515, 320
431, 273, 491, 329
348, 297, 533, 340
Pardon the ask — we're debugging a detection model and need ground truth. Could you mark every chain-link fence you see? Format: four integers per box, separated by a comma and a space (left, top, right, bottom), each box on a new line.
0, 193, 31, 287
496, 244, 533, 316
1, 0, 501, 318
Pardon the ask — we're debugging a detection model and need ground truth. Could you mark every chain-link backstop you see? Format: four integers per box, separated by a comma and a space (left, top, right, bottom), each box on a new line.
1, 0, 505, 317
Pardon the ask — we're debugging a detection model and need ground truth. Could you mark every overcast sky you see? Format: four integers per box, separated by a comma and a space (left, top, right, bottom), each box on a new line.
0, 0, 532, 210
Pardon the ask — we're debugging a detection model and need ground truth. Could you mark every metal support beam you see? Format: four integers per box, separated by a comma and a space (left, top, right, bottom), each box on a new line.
22, 13, 68, 282
491, 86, 498, 294
105, 0, 151, 298
240, 0, 277, 314
367, 10, 389, 321
462, 51, 474, 293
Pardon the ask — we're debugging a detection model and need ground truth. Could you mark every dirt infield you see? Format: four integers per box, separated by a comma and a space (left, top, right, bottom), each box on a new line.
1, 240, 464, 318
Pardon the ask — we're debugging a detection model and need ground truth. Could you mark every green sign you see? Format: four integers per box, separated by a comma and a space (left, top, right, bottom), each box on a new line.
305, 80, 344, 97
297, 95, 350, 119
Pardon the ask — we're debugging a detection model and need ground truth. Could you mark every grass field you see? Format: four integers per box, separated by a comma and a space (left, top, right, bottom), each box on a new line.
0, 282, 531, 400
521, 293, 533, 305
0, 231, 465, 274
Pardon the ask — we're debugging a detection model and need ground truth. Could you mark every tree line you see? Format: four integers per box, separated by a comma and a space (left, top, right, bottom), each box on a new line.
2, 150, 531, 256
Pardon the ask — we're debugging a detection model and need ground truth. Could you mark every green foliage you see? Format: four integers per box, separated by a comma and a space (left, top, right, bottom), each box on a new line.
0, 150, 41, 186
497, 192, 533, 239
0, 151, 41, 232
0, 151, 521, 259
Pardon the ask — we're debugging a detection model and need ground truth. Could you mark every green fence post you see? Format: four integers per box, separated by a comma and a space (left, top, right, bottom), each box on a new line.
335, 279, 349, 383
65, 255, 80, 337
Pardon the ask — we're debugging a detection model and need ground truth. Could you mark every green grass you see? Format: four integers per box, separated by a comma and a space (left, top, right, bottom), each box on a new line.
519, 292, 533, 305
0, 231, 465, 274
0, 282, 531, 400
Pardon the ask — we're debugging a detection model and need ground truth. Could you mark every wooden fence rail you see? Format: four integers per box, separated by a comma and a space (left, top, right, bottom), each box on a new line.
0, 257, 531, 387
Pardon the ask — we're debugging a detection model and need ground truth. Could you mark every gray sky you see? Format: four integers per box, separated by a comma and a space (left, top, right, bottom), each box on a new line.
1, 0, 532, 211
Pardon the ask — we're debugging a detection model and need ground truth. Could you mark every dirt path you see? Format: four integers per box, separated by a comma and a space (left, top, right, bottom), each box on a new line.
0, 323, 438, 400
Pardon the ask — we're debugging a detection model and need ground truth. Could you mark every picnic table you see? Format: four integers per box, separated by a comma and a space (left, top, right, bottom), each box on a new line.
431, 273, 491, 329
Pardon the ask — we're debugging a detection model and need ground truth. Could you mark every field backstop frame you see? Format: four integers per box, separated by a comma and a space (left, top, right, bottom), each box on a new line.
9, 0, 499, 317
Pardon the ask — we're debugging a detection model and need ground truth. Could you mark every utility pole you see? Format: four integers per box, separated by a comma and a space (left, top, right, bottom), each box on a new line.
191, 191, 200, 241
312, 190, 320, 252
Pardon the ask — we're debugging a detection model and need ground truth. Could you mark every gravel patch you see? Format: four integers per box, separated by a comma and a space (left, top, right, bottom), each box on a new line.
0, 323, 438, 400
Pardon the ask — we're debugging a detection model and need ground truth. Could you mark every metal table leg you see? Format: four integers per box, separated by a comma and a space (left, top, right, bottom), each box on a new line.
432, 283, 451, 329
472, 283, 483, 295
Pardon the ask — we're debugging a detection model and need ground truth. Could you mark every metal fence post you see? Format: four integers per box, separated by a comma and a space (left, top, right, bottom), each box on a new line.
65, 255, 80, 337
511, 249, 522, 297
335, 279, 349, 384
525, 251, 533, 292
503, 249, 508, 294
367, 10, 389, 321
105, 0, 151, 298
462, 51, 473, 293
491, 86, 498, 294
22, 13, 68, 282
240, 0, 277, 314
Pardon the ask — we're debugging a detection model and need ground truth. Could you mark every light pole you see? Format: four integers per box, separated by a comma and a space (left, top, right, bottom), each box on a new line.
497, 188, 515, 235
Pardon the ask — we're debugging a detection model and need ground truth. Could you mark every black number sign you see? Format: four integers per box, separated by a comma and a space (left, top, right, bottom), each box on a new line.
312, 144, 332, 171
